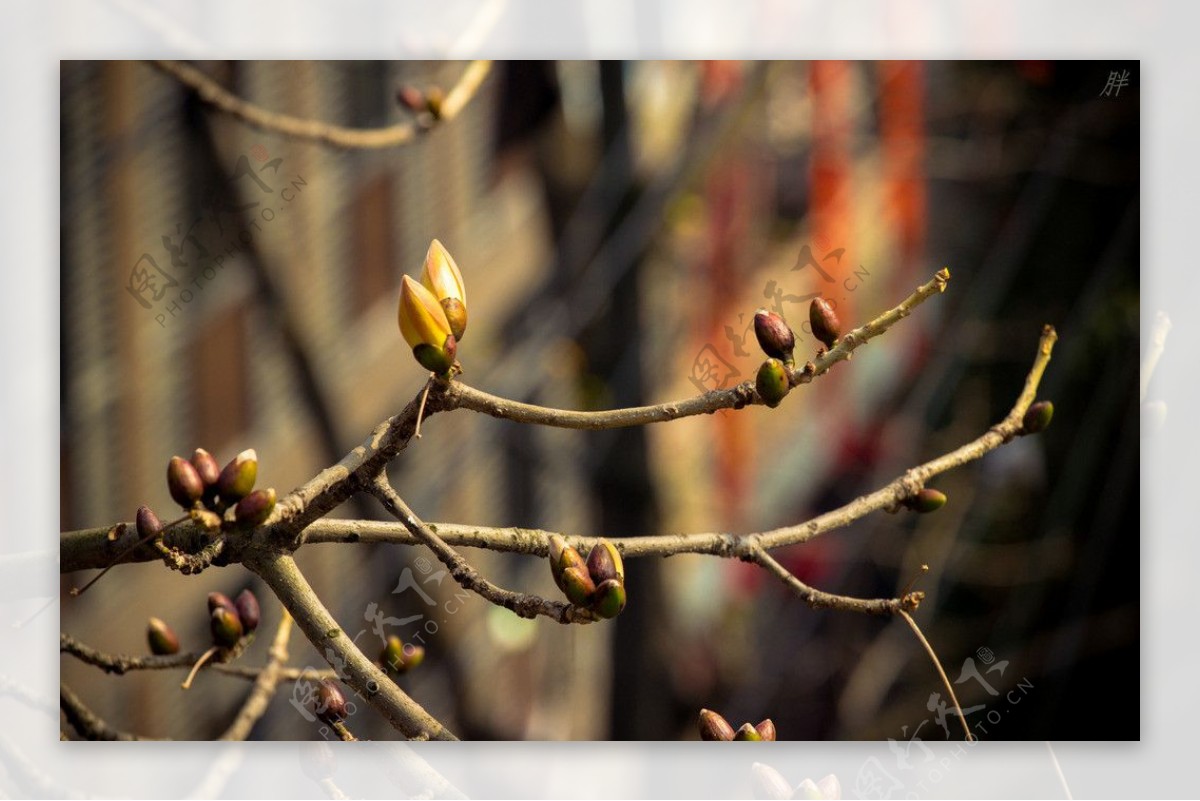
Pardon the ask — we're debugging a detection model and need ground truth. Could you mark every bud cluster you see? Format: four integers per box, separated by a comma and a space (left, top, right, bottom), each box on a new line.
697, 709, 777, 741
398, 240, 468, 375
207, 588, 261, 649
547, 535, 627, 619
163, 447, 276, 529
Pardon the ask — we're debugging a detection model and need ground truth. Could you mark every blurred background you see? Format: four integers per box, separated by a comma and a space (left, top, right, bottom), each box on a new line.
59, 59, 1139, 741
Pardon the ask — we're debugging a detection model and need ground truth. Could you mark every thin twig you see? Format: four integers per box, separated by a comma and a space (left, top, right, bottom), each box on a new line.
897, 610, 974, 741
181, 646, 220, 690
414, 375, 433, 439
245, 551, 457, 740
219, 611, 294, 740
60, 683, 160, 741
750, 546, 921, 616
150, 60, 492, 149
368, 476, 591, 624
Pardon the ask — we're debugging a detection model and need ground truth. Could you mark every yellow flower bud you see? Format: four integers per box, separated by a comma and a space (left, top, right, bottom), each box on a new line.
398, 275, 457, 374
420, 239, 468, 341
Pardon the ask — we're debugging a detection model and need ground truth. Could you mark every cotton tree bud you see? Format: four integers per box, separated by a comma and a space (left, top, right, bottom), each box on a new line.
560, 566, 596, 607
208, 591, 237, 615
234, 488, 276, 527
734, 722, 765, 741
1022, 400, 1054, 434
190, 448, 221, 490
395, 85, 425, 113
146, 617, 180, 655
315, 680, 348, 724
234, 589, 260, 634
809, 297, 841, 349
398, 275, 458, 374
586, 539, 625, 585
217, 449, 258, 503
589, 578, 627, 619
756, 359, 790, 408
904, 488, 947, 514
381, 635, 425, 674
754, 309, 796, 363
754, 719, 777, 741
210, 606, 243, 648
135, 506, 162, 540
167, 456, 205, 509
751, 762, 793, 800
420, 239, 468, 342
698, 709, 736, 741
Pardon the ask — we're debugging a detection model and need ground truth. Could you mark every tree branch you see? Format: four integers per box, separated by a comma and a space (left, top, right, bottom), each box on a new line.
150, 60, 493, 149
244, 551, 457, 740
60, 682, 159, 741
368, 476, 592, 624
899, 610, 973, 741
219, 611, 294, 741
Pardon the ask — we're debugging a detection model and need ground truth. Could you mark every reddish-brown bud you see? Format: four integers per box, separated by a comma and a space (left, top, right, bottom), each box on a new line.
809, 297, 842, 349
586, 539, 625, 585
315, 679, 348, 724
208, 591, 237, 615
754, 718, 777, 741
1022, 400, 1054, 434
234, 588, 260, 634
234, 487, 276, 527
135, 505, 162, 540
167, 456, 204, 509
754, 308, 796, 362
210, 606, 243, 648
698, 709, 736, 741
191, 448, 221, 489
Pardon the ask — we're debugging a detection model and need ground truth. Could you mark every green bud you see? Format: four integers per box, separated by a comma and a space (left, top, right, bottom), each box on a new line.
560, 566, 596, 607
217, 449, 258, 503
733, 722, 764, 741
905, 488, 947, 514
412, 336, 457, 375
316, 679, 348, 724
234, 589, 260, 634
167, 456, 204, 509
754, 719, 777, 741
381, 635, 424, 674
590, 578, 627, 619
190, 448, 221, 489
586, 539, 625, 585
809, 297, 841, 349
754, 308, 796, 362
234, 488, 276, 527
1022, 400, 1054, 434
210, 606, 243, 648
698, 708, 736, 741
135, 506, 162, 540
146, 617, 180, 655
756, 358, 790, 408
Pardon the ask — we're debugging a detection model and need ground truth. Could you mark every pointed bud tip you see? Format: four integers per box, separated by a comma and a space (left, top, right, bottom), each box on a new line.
809, 297, 842, 349
217, 450, 259, 502
754, 309, 796, 361
136, 506, 163, 540
167, 456, 205, 509
210, 606, 243, 648
147, 617, 180, 655
734, 722, 764, 741
698, 709, 736, 741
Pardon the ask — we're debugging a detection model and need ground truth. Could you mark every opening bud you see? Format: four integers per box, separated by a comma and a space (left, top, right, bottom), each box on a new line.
754, 308, 796, 362
698, 709, 736, 741
381, 634, 425, 674
191, 448, 221, 490
809, 297, 842, 349
420, 239, 468, 341
234, 588, 260, 634
754, 719, 777, 741
560, 566, 596, 607
167, 456, 205, 509
217, 449, 258, 503
756, 359, 791, 408
398, 275, 458, 374
1022, 400, 1054, 434
146, 617, 180, 655
234, 487, 276, 527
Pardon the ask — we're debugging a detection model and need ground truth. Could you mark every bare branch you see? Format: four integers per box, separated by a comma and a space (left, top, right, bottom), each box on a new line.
368, 477, 591, 624
219, 611, 294, 741
60, 683, 160, 741
750, 546, 922, 616
244, 551, 457, 740
150, 60, 493, 149
899, 610, 974, 741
